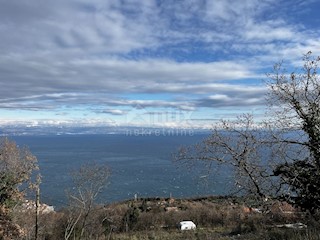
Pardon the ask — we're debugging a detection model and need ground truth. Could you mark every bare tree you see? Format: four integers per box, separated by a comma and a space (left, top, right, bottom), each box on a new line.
175, 114, 276, 202
266, 51, 320, 213
175, 52, 320, 214
64, 162, 110, 240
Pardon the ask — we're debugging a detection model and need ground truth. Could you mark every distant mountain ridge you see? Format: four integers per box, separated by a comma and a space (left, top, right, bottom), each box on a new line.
0, 123, 209, 136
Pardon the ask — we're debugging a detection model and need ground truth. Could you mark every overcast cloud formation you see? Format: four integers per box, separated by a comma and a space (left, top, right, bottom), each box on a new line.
1, 0, 320, 128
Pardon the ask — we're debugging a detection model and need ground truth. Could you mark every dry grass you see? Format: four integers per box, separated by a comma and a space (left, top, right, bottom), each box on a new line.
9, 195, 320, 240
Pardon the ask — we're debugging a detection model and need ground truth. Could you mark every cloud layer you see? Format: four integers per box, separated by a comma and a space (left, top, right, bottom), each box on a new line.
1, 0, 320, 127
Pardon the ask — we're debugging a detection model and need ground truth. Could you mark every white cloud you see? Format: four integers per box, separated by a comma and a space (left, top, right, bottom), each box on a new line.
0, 0, 319, 127
0, 55, 258, 100
101, 109, 128, 116
244, 21, 295, 42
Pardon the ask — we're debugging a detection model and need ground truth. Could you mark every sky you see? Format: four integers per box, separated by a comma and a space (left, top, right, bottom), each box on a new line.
1, 0, 320, 129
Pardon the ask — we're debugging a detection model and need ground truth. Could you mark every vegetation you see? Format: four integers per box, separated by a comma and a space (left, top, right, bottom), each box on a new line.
0, 137, 39, 239
7, 196, 320, 239
175, 114, 274, 200
176, 52, 320, 216
0, 137, 38, 207
268, 52, 320, 214
65, 162, 110, 240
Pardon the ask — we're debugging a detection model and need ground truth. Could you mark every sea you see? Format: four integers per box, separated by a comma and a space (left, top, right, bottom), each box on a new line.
11, 133, 233, 208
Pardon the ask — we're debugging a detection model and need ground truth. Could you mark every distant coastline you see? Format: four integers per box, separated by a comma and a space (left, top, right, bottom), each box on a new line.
0, 124, 211, 136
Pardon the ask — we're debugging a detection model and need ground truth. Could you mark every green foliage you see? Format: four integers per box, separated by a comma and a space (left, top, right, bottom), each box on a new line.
0, 173, 21, 208
275, 161, 320, 214
123, 203, 140, 231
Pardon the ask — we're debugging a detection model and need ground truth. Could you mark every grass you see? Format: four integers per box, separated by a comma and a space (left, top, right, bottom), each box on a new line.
109, 228, 231, 240
108, 228, 320, 240
9, 195, 320, 239
108, 227, 320, 240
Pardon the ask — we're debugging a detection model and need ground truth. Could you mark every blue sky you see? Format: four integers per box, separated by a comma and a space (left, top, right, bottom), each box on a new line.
1, 0, 320, 129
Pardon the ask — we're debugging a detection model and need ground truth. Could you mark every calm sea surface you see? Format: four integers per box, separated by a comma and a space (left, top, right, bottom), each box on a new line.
12, 134, 233, 208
